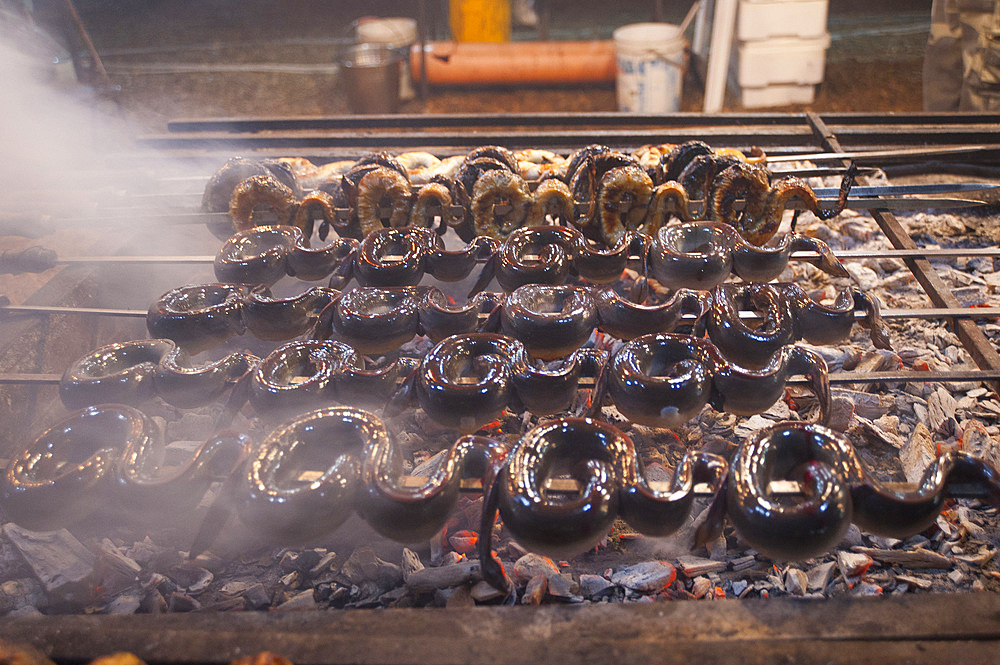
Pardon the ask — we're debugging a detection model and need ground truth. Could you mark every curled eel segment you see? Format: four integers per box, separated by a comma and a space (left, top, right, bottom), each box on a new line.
217, 406, 511, 551
214, 224, 358, 286
527, 178, 575, 226
471, 169, 532, 239
146, 283, 248, 353
244, 285, 339, 342
313, 286, 425, 355
597, 165, 653, 247
486, 417, 729, 567
500, 284, 597, 361
707, 283, 892, 367
1, 405, 247, 531
594, 286, 710, 341
203, 157, 298, 213
235, 407, 370, 543
215, 225, 302, 286
354, 227, 497, 287
728, 420, 1000, 561
359, 429, 510, 543
409, 181, 454, 229
648, 221, 848, 291
388, 333, 607, 433
229, 174, 298, 233
60, 338, 258, 410
356, 167, 413, 237
647, 181, 695, 234
249, 340, 412, 418
608, 333, 830, 429
709, 162, 857, 246
292, 190, 338, 240
771, 282, 893, 351
1, 405, 147, 530
494, 225, 636, 293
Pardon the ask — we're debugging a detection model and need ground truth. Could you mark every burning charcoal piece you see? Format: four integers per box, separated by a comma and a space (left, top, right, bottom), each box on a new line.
706, 283, 892, 368
147, 284, 247, 354
485, 418, 727, 564
59, 339, 174, 409
608, 333, 830, 429
593, 286, 710, 341
728, 421, 1000, 561
500, 285, 597, 360
387, 333, 606, 433
647, 221, 848, 291
1, 405, 150, 530
243, 285, 339, 342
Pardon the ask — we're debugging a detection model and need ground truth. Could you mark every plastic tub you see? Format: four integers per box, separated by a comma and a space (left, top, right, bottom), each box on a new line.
737, 0, 829, 41
612, 23, 686, 114
339, 43, 402, 114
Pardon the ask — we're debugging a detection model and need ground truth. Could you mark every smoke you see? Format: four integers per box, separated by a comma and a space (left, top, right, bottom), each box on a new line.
0, 9, 139, 201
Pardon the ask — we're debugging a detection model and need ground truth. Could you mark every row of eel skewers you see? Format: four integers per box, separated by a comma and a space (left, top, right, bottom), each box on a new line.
5, 141, 999, 602
204, 141, 856, 247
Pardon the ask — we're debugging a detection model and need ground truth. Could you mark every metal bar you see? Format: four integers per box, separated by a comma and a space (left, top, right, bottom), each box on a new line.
1, 368, 997, 387
5, 594, 1000, 664
0, 305, 147, 317
806, 113, 1000, 394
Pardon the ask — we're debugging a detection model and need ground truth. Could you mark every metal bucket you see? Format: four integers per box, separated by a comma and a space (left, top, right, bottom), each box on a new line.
339, 43, 402, 114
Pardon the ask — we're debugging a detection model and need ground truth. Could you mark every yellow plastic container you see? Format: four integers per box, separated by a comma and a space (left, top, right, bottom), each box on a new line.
449, 0, 511, 42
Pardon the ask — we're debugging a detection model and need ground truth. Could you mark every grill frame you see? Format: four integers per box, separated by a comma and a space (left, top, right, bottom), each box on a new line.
2, 111, 1000, 663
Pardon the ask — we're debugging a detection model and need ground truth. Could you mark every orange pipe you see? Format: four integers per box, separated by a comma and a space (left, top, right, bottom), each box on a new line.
411, 41, 617, 86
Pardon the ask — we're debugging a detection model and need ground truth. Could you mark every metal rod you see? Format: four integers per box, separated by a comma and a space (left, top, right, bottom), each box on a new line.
2, 368, 997, 388
2, 300, 998, 323
806, 113, 1000, 395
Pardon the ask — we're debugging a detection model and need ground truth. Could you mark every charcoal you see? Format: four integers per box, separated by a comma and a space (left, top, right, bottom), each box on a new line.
578, 574, 614, 599
675, 555, 726, 577
784, 568, 808, 596
0, 577, 47, 614
520, 574, 547, 605
512, 553, 559, 585
806, 561, 836, 592
610, 561, 676, 593
852, 546, 953, 569
545, 573, 581, 602
2, 524, 95, 604
274, 589, 317, 611
405, 561, 481, 593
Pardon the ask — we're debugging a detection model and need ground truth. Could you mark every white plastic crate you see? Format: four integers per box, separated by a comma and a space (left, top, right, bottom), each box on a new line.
737, 0, 829, 41
733, 33, 831, 88
739, 83, 817, 108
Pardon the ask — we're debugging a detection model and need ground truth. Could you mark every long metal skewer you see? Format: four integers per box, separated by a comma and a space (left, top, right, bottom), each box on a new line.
3, 245, 1000, 275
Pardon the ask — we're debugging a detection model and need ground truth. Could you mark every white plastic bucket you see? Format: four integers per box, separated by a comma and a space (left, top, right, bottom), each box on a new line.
356, 17, 419, 100
613, 23, 686, 113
